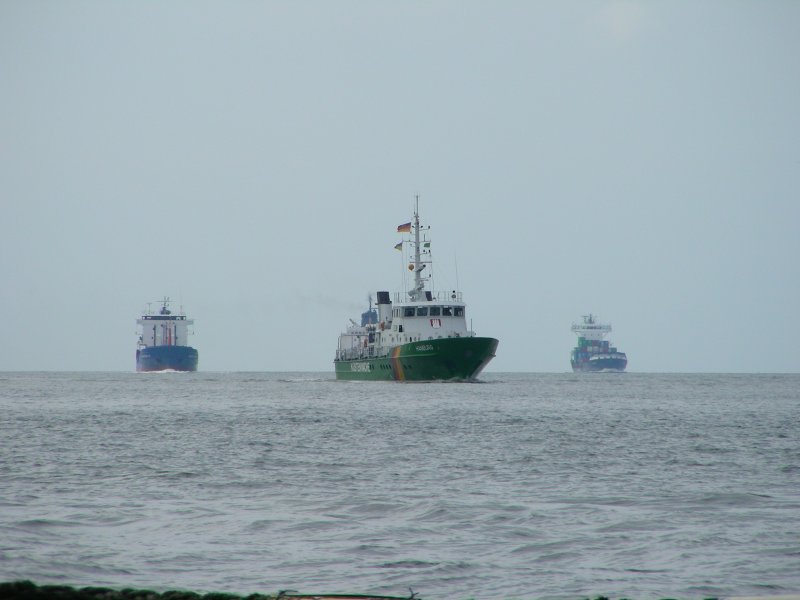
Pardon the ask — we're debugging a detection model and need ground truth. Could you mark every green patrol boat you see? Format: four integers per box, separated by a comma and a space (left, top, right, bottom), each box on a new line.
334, 199, 498, 381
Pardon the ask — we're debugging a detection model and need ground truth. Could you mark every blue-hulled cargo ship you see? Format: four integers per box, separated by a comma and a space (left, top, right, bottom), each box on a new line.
136, 298, 198, 372
570, 314, 627, 372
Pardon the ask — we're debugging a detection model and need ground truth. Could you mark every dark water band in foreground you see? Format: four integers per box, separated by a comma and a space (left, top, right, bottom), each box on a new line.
2, 582, 742, 600
0, 582, 414, 600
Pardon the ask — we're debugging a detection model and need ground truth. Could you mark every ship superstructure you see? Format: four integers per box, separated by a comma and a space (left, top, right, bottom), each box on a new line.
136, 298, 198, 372
570, 314, 627, 372
334, 199, 498, 381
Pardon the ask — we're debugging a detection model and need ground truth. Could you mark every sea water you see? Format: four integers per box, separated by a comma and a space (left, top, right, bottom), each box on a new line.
0, 372, 798, 600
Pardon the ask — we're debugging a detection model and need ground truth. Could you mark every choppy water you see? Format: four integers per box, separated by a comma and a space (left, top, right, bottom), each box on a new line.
1, 372, 798, 599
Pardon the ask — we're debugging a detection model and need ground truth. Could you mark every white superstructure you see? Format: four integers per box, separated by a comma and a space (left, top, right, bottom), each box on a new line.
137, 298, 194, 348
571, 314, 612, 342
335, 199, 476, 361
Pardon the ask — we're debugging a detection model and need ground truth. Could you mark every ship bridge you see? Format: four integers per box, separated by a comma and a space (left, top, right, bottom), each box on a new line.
572, 314, 611, 341
335, 288, 475, 361
137, 298, 194, 349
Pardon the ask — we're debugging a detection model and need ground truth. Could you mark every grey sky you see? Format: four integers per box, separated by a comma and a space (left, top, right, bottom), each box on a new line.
2, 1, 798, 372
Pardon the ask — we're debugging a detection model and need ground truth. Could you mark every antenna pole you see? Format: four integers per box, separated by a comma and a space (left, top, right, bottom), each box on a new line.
413, 195, 421, 297
454, 252, 459, 294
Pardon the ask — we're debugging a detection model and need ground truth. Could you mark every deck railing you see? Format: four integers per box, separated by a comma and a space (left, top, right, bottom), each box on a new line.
392, 290, 463, 304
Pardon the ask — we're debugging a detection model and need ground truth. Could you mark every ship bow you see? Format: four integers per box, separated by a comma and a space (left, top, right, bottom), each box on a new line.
392, 336, 498, 381
136, 345, 199, 372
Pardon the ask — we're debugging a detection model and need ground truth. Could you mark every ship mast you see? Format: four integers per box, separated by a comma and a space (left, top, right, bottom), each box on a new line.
408, 195, 430, 302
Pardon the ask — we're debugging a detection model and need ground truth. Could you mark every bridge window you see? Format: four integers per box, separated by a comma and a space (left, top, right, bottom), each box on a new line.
429, 306, 441, 316
442, 307, 453, 316
404, 307, 415, 317
416, 307, 428, 316
454, 307, 464, 317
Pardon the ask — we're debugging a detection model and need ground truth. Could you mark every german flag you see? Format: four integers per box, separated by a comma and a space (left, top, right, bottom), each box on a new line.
397, 222, 411, 233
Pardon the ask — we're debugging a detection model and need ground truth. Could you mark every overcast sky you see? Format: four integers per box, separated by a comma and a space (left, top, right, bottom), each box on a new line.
2, 1, 798, 373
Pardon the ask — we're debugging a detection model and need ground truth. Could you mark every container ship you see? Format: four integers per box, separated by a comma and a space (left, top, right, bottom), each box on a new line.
570, 314, 627, 372
334, 198, 498, 381
136, 298, 198, 372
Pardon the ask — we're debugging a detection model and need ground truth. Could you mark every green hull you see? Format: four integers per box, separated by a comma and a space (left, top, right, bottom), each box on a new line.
334, 336, 498, 381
